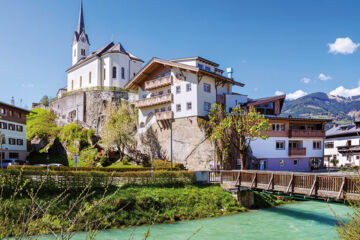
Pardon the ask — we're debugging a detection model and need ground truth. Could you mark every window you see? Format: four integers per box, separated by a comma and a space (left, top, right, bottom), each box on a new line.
280, 160, 284, 167
80, 76, 82, 88
16, 125, 23, 132
176, 104, 181, 112
103, 68, 106, 80
176, 86, 181, 94
294, 160, 298, 166
154, 109, 159, 113
8, 124, 15, 131
204, 102, 211, 112
161, 107, 166, 112
205, 66, 211, 71
17, 113, 21, 118
121, 67, 125, 79
17, 139, 23, 146
276, 141, 285, 150
313, 141, 321, 150
187, 102, 192, 110
112, 66, 117, 79
9, 152, 19, 159
9, 110, 13, 117
159, 91, 163, 95
8, 138, 15, 145
167, 89, 171, 94
197, 63, 203, 69
272, 123, 285, 132
81, 49, 85, 56
89, 72, 92, 84
74, 49, 76, 57
186, 83, 191, 92
167, 106, 171, 111
204, 83, 211, 93
0, 108, 5, 115
0, 122, 7, 129
325, 142, 334, 149
71, 80, 74, 90
1, 136, 5, 144
0, 152, 4, 159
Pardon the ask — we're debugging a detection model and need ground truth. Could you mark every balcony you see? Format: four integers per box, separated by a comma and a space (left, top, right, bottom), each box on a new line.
289, 129, 325, 138
156, 111, 173, 121
144, 75, 172, 91
288, 147, 306, 156
135, 93, 173, 108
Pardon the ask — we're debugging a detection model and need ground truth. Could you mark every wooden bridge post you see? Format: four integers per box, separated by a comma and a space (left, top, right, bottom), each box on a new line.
309, 175, 318, 196
337, 176, 346, 199
267, 173, 274, 190
286, 173, 294, 193
250, 172, 257, 189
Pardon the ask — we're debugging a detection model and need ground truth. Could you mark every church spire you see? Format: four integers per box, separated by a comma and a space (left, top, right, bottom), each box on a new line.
77, 0, 85, 34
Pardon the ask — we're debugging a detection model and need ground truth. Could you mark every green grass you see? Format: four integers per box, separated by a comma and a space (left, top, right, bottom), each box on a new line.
106, 162, 143, 168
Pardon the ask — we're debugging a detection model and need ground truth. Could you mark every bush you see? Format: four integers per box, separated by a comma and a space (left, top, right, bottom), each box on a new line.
26, 108, 59, 140
59, 123, 89, 154
153, 159, 185, 170
26, 151, 69, 166
9, 165, 156, 172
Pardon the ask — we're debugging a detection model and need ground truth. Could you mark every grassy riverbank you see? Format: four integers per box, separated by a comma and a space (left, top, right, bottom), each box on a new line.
0, 183, 289, 238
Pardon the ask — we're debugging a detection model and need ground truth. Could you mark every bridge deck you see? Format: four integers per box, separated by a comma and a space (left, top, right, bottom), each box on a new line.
209, 170, 360, 200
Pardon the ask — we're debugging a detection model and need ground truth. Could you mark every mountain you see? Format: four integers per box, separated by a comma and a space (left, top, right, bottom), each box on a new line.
281, 92, 360, 124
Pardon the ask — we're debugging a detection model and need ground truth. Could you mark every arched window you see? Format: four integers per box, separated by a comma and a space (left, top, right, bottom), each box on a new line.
112, 66, 117, 79
103, 68, 106, 80
121, 67, 125, 79
89, 72, 91, 84
71, 80, 74, 90
80, 76, 82, 88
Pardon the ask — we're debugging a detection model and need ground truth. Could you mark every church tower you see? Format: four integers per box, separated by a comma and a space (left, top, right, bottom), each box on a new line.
72, 0, 90, 65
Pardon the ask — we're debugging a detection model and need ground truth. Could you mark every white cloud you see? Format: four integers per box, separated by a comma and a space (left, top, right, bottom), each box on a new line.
286, 90, 307, 100
329, 82, 360, 98
301, 77, 311, 84
318, 73, 332, 81
328, 37, 360, 55
275, 90, 284, 96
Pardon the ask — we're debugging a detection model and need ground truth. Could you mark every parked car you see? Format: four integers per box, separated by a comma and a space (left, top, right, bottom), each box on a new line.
34, 164, 47, 166
0, 159, 24, 168
47, 164, 63, 167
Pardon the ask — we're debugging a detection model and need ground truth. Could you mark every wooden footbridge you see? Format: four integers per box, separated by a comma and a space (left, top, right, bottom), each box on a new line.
208, 170, 360, 201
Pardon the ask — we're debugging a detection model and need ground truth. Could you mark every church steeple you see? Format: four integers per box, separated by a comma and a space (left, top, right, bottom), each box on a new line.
77, 0, 85, 35
72, 0, 90, 65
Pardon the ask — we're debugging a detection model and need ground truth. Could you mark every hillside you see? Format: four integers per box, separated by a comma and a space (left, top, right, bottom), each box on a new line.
281, 92, 360, 124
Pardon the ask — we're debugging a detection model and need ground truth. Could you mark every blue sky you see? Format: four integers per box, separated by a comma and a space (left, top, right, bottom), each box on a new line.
1, 0, 360, 108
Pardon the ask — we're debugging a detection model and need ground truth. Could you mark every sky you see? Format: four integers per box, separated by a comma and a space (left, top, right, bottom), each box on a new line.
1, 0, 360, 108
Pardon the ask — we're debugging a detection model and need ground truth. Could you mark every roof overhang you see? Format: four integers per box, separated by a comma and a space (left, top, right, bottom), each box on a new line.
125, 57, 244, 90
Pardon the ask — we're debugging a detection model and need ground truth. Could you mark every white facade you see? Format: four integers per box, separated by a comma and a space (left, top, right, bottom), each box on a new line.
0, 120, 27, 152
324, 136, 360, 167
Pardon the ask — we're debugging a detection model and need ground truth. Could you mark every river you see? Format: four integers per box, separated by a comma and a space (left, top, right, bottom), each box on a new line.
43, 201, 353, 240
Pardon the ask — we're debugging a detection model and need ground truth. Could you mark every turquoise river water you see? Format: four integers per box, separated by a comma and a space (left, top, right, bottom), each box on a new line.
43, 201, 353, 240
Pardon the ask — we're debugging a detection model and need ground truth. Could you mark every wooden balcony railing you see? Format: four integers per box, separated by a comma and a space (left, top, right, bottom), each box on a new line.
135, 93, 173, 108
289, 129, 325, 138
156, 111, 173, 121
144, 75, 172, 91
288, 147, 306, 156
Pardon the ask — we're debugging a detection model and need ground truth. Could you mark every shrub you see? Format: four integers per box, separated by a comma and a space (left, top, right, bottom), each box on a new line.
26, 151, 69, 166
153, 159, 185, 170
59, 123, 89, 154
26, 108, 59, 140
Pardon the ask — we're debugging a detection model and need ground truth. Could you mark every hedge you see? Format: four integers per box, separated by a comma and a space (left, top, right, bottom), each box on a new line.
7, 165, 178, 172
0, 169, 196, 192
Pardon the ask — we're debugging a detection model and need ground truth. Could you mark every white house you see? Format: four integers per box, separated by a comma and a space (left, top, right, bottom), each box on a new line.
324, 122, 360, 167
66, 1, 143, 92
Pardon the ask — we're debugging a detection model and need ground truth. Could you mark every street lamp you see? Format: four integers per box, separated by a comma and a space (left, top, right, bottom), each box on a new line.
0, 132, 5, 169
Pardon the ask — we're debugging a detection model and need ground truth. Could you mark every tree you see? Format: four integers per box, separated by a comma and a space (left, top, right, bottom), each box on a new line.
40, 95, 50, 107
208, 104, 270, 170
101, 102, 137, 161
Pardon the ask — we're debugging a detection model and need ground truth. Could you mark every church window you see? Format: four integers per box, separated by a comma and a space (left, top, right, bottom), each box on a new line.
80, 76, 82, 88
103, 68, 106, 80
81, 49, 85, 56
112, 67, 117, 79
74, 49, 76, 57
89, 72, 91, 84
121, 67, 125, 79
71, 80, 74, 90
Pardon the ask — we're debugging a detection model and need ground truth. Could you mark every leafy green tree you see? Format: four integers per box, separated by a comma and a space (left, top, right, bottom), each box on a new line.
26, 108, 58, 140
101, 102, 137, 161
209, 104, 270, 169
40, 95, 50, 107
59, 123, 89, 154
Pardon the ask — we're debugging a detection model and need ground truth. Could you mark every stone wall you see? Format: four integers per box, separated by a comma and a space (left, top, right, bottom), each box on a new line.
51, 89, 131, 133
137, 116, 215, 170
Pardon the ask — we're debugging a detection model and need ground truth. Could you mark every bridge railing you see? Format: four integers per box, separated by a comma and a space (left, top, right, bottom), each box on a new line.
209, 170, 360, 200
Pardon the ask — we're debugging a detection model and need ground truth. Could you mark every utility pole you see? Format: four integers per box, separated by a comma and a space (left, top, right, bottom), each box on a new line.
170, 119, 173, 171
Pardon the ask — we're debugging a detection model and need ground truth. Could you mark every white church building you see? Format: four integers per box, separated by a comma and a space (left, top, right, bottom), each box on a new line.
66, 1, 143, 92
51, 1, 143, 131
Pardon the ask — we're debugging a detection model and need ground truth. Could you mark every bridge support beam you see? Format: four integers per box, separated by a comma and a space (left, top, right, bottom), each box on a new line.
234, 190, 255, 208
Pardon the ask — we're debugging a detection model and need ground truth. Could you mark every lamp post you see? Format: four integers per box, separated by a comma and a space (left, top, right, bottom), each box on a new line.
0, 132, 5, 169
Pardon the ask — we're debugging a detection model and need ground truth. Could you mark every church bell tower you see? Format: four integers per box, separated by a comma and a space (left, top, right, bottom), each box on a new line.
72, 0, 90, 65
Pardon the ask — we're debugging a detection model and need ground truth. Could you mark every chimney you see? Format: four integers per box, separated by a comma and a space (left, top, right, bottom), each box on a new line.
11, 96, 15, 106
226, 67, 233, 79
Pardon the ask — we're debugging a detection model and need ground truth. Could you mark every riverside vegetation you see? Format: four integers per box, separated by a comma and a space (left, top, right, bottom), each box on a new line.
0, 168, 289, 239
